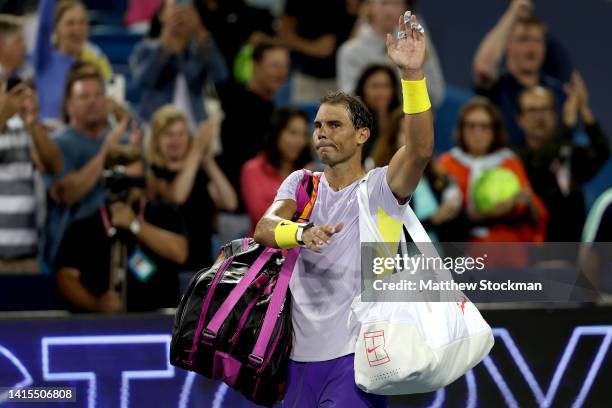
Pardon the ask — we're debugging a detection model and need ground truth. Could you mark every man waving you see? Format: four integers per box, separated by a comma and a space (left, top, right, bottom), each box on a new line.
254, 11, 434, 408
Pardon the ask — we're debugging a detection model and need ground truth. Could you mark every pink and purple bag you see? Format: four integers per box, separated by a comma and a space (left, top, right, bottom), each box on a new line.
170, 170, 319, 407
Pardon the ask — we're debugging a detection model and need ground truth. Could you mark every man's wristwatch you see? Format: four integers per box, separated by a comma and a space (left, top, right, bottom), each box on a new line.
129, 219, 141, 235
295, 222, 314, 246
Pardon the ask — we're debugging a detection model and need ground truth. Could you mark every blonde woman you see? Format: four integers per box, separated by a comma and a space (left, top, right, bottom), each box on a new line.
34, 0, 112, 124
148, 105, 237, 270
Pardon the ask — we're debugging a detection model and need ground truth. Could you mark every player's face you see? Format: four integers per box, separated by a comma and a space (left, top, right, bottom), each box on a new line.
518, 91, 556, 139
462, 108, 495, 157
158, 119, 190, 162
507, 24, 545, 73
313, 103, 361, 166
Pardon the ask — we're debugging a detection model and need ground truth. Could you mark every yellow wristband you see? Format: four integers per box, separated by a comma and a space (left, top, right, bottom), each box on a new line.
401, 77, 431, 114
274, 220, 300, 249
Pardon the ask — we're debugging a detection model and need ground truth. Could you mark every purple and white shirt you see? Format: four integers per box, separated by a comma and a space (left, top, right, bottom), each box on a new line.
275, 166, 409, 361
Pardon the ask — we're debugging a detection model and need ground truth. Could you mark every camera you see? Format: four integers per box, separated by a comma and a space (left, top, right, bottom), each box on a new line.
102, 165, 146, 203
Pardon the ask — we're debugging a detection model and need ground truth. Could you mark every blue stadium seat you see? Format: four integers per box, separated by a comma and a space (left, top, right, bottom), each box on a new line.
90, 28, 143, 105
84, 0, 127, 13
89, 28, 142, 65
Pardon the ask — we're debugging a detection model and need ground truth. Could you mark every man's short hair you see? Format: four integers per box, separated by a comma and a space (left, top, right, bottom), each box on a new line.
252, 37, 286, 63
320, 91, 373, 131
64, 70, 104, 99
0, 14, 22, 39
517, 86, 555, 112
62, 69, 104, 121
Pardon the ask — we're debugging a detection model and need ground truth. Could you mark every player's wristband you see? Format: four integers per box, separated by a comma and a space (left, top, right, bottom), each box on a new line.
274, 220, 300, 249
401, 77, 431, 114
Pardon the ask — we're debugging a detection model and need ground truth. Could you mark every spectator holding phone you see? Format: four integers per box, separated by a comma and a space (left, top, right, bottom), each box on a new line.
33, 0, 112, 126
0, 79, 61, 273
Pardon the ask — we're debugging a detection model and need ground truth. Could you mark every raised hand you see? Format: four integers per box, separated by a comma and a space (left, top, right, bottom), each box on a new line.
104, 114, 130, 150
0, 83, 26, 120
128, 120, 144, 149
196, 119, 216, 160
570, 71, 589, 109
386, 11, 427, 79
508, 0, 533, 19
20, 87, 40, 128
562, 80, 579, 127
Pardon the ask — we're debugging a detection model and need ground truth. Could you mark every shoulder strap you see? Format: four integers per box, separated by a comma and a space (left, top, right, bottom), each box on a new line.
247, 170, 320, 368
358, 170, 436, 250
294, 169, 321, 222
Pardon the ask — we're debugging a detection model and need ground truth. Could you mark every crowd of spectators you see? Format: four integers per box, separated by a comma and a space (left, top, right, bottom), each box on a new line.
0, 0, 609, 312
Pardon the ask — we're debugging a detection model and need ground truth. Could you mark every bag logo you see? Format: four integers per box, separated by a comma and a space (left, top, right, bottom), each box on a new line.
364, 330, 390, 366
458, 296, 468, 314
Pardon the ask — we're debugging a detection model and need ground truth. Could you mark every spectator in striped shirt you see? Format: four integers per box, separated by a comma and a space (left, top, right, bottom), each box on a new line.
0, 80, 62, 273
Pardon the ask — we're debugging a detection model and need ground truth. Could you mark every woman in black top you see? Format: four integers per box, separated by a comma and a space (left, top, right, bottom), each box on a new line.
148, 105, 237, 270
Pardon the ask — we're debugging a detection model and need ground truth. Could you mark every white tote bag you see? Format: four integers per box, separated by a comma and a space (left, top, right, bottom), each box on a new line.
352, 172, 494, 395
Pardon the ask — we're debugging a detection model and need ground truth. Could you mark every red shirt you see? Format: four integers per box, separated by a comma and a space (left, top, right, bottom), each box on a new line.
240, 153, 283, 234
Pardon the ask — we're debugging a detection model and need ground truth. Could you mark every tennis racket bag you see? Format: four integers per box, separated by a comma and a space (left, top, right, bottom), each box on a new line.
170, 170, 320, 407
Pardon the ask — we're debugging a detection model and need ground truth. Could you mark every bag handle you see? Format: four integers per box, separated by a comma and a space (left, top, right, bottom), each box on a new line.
248, 170, 320, 367
204, 170, 320, 341
202, 248, 279, 341
248, 247, 299, 368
